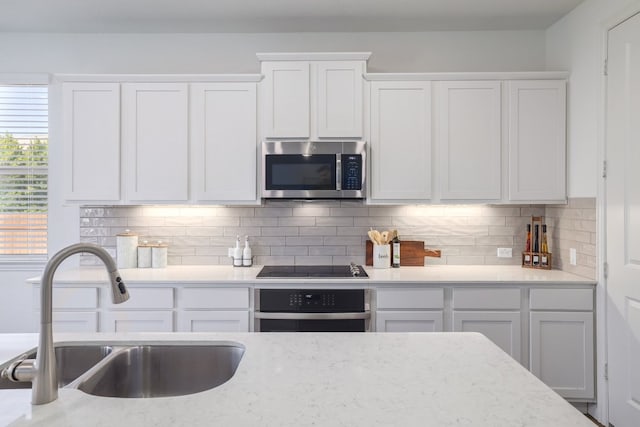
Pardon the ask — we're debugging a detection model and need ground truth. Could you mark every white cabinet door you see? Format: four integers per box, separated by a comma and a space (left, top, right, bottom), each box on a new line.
530, 311, 594, 400
508, 80, 566, 201
177, 311, 249, 332
436, 81, 502, 200
101, 311, 174, 332
38, 312, 98, 333
370, 81, 432, 201
316, 61, 363, 138
62, 83, 120, 201
191, 83, 257, 203
376, 311, 443, 332
261, 61, 310, 138
453, 311, 522, 363
122, 83, 189, 202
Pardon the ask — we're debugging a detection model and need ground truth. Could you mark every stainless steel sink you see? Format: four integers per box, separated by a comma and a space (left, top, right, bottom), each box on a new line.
76, 344, 245, 398
0, 344, 113, 390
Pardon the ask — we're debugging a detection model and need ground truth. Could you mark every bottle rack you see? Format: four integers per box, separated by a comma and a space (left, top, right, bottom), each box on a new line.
522, 215, 552, 270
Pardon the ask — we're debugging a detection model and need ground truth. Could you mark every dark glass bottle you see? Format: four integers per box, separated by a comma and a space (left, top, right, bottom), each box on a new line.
525, 224, 532, 252
533, 225, 540, 253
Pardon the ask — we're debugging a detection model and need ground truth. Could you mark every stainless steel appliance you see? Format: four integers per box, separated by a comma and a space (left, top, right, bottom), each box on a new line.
262, 141, 366, 199
254, 264, 370, 332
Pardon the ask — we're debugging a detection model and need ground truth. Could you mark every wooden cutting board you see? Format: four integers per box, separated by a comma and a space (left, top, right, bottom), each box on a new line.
366, 240, 441, 266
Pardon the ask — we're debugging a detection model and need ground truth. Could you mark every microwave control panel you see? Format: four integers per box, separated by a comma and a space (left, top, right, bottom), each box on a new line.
341, 154, 363, 190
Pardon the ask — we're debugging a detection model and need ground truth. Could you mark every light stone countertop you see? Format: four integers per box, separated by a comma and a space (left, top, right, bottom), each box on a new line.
26, 265, 596, 287
0, 332, 594, 427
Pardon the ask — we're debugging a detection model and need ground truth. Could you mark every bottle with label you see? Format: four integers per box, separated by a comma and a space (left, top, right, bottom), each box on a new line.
525, 224, 532, 252
233, 235, 243, 267
532, 225, 540, 266
541, 224, 549, 267
243, 236, 252, 267
392, 231, 400, 268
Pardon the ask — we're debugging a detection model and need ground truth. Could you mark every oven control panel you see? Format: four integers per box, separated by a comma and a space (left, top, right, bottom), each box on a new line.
259, 289, 365, 313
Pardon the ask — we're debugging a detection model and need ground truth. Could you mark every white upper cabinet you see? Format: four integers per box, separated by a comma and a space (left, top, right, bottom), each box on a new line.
190, 83, 258, 203
316, 61, 364, 138
259, 54, 368, 139
369, 81, 432, 201
436, 81, 502, 200
122, 83, 189, 202
507, 80, 566, 201
62, 83, 120, 201
261, 61, 310, 138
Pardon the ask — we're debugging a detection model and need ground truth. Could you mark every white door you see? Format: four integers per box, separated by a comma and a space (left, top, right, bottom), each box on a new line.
453, 311, 521, 363
122, 83, 189, 202
190, 83, 257, 203
261, 61, 310, 138
376, 311, 443, 332
369, 81, 432, 201
606, 11, 640, 426
507, 80, 566, 201
316, 61, 364, 138
436, 81, 502, 200
62, 82, 120, 201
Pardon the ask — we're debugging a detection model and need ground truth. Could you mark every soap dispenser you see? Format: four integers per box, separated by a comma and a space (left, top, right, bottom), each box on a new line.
243, 236, 252, 267
233, 235, 243, 267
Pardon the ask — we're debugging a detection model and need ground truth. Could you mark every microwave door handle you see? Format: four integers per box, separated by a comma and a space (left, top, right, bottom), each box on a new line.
336, 154, 342, 190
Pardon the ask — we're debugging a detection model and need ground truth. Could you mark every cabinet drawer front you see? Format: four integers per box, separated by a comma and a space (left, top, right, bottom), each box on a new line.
34, 286, 99, 310
453, 288, 521, 310
530, 289, 593, 311
178, 311, 249, 332
117, 288, 174, 309
180, 288, 250, 309
376, 288, 443, 309
376, 311, 443, 332
36, 312, 99, 333
101, 311, 174, 333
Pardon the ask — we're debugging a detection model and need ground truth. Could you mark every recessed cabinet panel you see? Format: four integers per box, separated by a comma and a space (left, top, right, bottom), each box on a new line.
191, 83, 257, 202
122, 83, 189, 202
437, 81, 502, 200
508, 80, 566, 201
317, 61, 363, 137
101, 311, 174, 333
376, 288, 444, 310
370, 81, 432, 201
33, 312, 98, 333
63, 83, 120, 201
453, 311, 522, 363
178, 311, 249, 332
530, 311, 595, 400
262, 62, 310, 138
376, 311, 443, 332
452, 288, 520, 310
180, 287, 250, 309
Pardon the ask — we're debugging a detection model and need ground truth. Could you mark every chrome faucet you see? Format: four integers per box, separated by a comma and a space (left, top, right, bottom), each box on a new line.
3, 243, 129, 404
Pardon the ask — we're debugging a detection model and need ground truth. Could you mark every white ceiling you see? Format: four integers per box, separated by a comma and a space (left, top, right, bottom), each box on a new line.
1, 0, 585, 33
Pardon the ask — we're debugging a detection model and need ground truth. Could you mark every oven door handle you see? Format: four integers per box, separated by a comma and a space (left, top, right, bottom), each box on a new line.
254, 312, 370, 320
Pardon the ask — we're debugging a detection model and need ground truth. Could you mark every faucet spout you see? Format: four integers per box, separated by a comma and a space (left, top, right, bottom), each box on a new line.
32, 243, 129, 404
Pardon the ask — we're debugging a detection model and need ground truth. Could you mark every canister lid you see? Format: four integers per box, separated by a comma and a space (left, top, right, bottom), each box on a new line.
117, 229, 137, 237
138, 240, 153, 247
151, 240, 168, 248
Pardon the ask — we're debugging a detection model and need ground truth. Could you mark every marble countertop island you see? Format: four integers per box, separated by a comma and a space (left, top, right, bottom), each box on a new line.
0, 332, 593, 427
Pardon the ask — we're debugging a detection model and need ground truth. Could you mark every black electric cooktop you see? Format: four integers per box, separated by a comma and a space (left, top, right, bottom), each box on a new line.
256, 264, 369, 279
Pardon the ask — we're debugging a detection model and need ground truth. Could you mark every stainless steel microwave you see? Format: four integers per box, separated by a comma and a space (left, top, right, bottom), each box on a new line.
262, 141, 366, 199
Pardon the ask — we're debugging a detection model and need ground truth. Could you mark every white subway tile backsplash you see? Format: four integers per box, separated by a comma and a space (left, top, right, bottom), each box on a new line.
79, 199, 595, 276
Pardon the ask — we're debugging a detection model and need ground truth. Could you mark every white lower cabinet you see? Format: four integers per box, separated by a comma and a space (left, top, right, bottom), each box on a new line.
101, 311, 174, 333
178, 311, 249, 332
528, 288, 595, 401
453, 311, 521, 363
376, 311, 443, 332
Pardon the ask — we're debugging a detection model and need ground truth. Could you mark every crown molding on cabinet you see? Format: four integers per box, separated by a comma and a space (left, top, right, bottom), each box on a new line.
53, 74, 263, 83
256, 52, 372, 61
364, 71, 569, 81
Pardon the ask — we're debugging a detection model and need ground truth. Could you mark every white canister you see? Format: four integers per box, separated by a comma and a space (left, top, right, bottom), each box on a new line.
116, 230, 138, 269
151, 241, 168, 268
373, 244, 391, 269
137, 241, 152, 268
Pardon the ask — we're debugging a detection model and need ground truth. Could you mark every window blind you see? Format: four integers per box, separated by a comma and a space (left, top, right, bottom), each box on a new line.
0, 85, 48, 259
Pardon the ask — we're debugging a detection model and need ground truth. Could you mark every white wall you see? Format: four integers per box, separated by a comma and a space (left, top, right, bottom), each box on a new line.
0, 270, 38, 333
0, 31, 545, 74
546, 0, 640, 197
